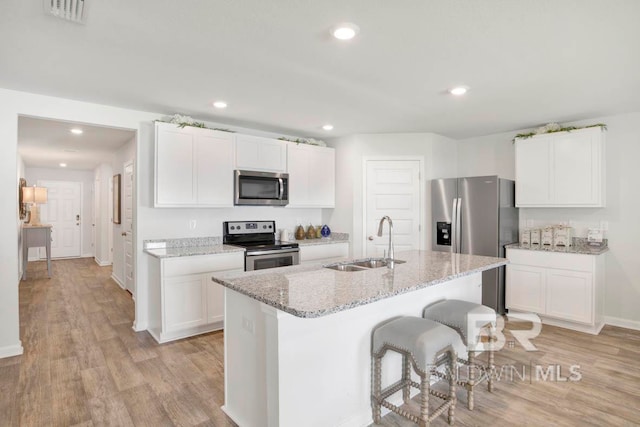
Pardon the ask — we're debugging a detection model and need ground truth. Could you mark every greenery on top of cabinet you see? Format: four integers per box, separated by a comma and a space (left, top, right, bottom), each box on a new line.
513, 123, 606, 143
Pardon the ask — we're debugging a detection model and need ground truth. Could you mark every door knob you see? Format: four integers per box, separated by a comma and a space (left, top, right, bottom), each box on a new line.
368, 236, 374, 241
122, 232, 127, 236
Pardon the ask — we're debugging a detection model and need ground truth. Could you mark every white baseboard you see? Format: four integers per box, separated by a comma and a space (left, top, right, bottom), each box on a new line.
81, 252, 94, 258
0, 342, 24, 359
94, 257, 111, 267
604, 316, 640, 331
111, 273, 125, 289
132, 320, 148, 332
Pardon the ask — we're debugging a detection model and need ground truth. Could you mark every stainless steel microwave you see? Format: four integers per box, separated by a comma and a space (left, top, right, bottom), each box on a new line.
234, 170, 289, 206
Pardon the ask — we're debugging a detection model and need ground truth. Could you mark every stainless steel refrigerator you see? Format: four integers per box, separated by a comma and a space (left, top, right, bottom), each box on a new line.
431, 176, 518, 314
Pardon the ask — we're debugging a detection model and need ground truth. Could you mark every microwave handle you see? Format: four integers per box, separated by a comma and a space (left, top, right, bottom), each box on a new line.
278, 178, 284, 200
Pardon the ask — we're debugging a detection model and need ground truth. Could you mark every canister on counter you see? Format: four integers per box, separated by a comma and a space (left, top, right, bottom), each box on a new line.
520, 229, 531, 245
541, 226, 554, 246
530, 228, 541, 245
553, 225, 573, 247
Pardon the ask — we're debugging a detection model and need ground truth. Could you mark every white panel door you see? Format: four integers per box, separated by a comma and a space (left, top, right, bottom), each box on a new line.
123, 161, 135, 294
505, 264, 546, 313
40, 180, 82, 258
515, 136, 552, 206
364, 160, 421, 257
546, 269, 593, 324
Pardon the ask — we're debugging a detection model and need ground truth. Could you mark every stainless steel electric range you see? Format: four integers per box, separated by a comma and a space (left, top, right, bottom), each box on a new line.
223, 220, 299, 271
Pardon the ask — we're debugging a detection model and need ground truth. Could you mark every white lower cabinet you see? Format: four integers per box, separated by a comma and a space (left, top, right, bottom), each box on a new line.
147, 251, 244, 343
299, 242, 349, 264
506, 248, 605, 334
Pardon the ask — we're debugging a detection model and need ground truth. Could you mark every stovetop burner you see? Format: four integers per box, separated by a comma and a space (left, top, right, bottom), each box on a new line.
223, 220, 299, 252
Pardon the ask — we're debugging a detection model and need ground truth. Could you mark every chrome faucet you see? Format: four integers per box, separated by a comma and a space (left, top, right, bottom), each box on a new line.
377, 216, 394, 268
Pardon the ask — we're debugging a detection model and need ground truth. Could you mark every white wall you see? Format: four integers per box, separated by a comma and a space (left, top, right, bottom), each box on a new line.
94, 163, 114, 266
457, 112, 640, 326
0, 87, 326, 357
326, 133, 458, 257
25, 167, 95, 258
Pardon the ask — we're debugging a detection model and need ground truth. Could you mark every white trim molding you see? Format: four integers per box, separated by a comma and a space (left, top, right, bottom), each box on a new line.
604, 316, 640, 331
0, 342, 24, 359
94, 257, 111, 267
111, 273, 125, 289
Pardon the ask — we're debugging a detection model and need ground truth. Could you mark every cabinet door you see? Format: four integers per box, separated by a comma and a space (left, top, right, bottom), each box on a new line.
196, 132, 234, 206
155, 125, 195, 206
506, 264, 546, 313
299, 243, 349, 263
287, 144, 335, 208
163, 274, 207, 332
515, 136, 551, 206
546, 269, 593, 324
235, 135, 286, 172
552, 130, 602, 206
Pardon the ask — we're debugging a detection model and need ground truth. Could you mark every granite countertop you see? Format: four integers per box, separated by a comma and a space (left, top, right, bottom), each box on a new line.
211, 250, 507, 318
285, 232, 349, 247
505, 237, 609, 255
143, 236, 244, 259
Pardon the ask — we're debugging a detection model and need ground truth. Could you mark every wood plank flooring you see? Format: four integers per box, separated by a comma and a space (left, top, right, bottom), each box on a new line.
2, 258, 639, 426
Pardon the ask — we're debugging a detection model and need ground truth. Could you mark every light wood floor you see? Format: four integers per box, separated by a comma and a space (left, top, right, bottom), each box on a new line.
2, 258, 639, 426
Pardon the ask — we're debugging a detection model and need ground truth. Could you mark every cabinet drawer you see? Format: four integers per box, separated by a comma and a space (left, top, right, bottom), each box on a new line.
506, 249, 594, 272
163, 252, 244, 276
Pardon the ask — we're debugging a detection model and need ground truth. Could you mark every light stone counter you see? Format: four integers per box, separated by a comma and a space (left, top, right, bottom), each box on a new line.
505, 237, 608, 256
212, 249, 507, 318
143, 236, 244, 258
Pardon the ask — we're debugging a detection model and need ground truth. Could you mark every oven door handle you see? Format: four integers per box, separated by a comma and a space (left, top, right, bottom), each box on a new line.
246, 248, 300, 256
278, 178, 284, 200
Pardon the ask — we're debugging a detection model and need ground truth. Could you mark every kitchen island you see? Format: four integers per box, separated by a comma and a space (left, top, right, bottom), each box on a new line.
211, 250, 508, 427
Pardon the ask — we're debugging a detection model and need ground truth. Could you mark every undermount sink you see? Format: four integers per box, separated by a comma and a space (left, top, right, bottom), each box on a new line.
324, 258, 406, 272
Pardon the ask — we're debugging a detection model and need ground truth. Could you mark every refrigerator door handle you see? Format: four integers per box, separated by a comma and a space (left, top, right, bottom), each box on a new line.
451, 198, 458, 253
456, 197, 463, 253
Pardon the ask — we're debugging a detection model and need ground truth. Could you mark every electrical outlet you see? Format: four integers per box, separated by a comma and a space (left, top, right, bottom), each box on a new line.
189, 219, 197, 230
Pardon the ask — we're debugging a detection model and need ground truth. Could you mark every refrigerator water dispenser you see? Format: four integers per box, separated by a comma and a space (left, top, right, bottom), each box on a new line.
436, 222, 452, 246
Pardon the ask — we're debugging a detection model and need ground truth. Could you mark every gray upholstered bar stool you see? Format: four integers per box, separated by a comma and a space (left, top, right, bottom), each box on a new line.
422, 300, 497, 410
371, 317, 462, 426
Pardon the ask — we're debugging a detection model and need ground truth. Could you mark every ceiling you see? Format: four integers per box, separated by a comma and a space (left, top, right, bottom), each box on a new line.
1, 1, 639, 139
18, 116, 135, 170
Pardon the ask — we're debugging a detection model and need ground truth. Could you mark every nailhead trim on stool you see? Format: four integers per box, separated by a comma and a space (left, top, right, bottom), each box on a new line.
423, 300, 497, 411
371, 317, 462, 426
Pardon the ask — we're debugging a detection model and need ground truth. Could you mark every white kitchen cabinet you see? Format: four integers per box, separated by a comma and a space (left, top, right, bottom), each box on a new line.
155, 122, 234, 207
147, 251, 244, 343
299, 242, 349, 264
515, 127, 605, 207
506, 248, 605, 334
235, 134, 287, 172
287, 143, 335, 208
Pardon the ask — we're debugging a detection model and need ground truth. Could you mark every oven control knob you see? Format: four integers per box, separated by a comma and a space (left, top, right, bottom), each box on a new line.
268, 225, 272, 229
263, 225, 267, 229
230, 226, 235, 230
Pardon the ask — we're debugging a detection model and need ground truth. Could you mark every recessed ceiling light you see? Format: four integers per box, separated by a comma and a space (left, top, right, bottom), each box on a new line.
70, 128, 83, 134
449, 86, 469, 96
322, 124, 334, 131
332, 23, 359, 40
213, 101, 228, 109
59, 163, 67, 167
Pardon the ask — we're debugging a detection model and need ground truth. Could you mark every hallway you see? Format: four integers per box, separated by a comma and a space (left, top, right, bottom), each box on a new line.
2, 259, 235, 426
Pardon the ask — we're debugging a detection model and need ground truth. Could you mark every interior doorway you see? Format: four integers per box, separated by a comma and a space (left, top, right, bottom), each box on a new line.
363, 158, 424, 258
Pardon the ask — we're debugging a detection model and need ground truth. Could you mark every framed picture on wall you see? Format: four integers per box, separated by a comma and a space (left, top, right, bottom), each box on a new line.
113, 174, 121, 224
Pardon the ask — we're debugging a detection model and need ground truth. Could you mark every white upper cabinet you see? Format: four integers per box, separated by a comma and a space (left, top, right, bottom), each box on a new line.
287, 143, 335, 208
235, 135, 287, 172
155, 122, 234, 207
515, 127, 605, 207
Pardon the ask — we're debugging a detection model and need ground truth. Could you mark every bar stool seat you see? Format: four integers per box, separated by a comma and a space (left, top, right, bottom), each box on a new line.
423, 300, 497, 410
371, 317, 462, 426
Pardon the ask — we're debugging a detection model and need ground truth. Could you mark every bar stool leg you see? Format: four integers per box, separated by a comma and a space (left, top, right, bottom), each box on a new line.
488, 326, 495, 393
402, 354, 411, 403
467, 350, 475, 410
372, 353, 382, 423
448, 350, 456, 425
419, 372, 430, 427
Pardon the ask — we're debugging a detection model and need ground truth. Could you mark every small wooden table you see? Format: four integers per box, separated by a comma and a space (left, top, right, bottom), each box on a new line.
22, 224, 52, 279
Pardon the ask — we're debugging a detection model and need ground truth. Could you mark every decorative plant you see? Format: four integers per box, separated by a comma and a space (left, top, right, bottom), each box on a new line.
278, 136, 327, 147
513, 123, 607, 142
155, 114, 235, 132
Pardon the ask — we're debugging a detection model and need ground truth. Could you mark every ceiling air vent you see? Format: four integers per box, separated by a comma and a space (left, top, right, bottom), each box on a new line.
44, 0, 87, 24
